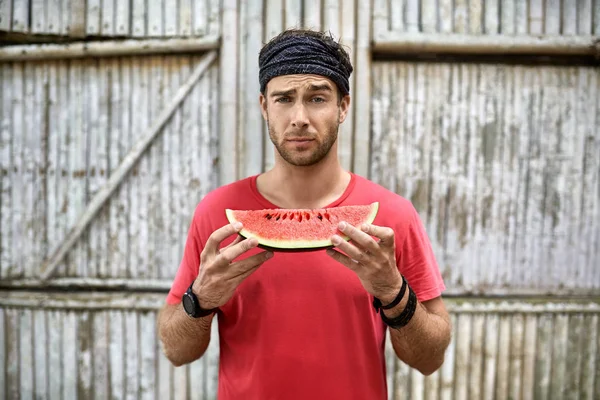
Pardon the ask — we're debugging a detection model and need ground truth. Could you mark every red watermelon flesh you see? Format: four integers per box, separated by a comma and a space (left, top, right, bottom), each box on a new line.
225, 202, 379, 251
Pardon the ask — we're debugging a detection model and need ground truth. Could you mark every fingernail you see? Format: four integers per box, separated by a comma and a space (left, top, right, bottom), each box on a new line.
326, 249, 335, 256
331, 235, 341, 245
361, 224, 369, 232
338, 221, 347, 230
265, 251, 273, 259
234, 222, 243, 230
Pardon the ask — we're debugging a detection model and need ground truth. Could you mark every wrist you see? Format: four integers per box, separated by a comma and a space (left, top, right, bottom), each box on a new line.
191, 282, 220, 310
373, 276, 408, 318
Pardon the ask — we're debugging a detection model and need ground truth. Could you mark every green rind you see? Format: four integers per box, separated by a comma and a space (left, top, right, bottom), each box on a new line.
225, 202, 379, 252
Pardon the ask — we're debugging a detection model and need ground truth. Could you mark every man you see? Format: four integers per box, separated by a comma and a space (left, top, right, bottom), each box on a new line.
158, 29, 451, 399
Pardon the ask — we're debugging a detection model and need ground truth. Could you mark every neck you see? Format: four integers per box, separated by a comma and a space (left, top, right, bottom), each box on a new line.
258, 148, 351, 209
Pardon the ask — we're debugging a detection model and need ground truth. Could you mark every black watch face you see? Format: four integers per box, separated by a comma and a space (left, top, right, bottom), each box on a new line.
182, 294, 195, 315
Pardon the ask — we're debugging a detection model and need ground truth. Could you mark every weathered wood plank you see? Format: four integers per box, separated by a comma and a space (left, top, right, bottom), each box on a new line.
63, 311, 77, 399
208, 0, 220, 37
439, 313, 457, 399
10, 0, 28, 32
33, 310, 48, 398
177, 0, 192, 36
566, 314, 585, 399
192, 0, 206, 36
550, 314, 569, 399
164, 0, 177, 36
469, 313, 485, 399
147, 0, 163, 37
468, 0, 483, 33
284, 0, 302, 28
454, 0, 468, 33
577, 0, 593, 34
0, 308, 4, 396
92, 311, 109, 400
484, 0, 499, 34
453, 313, 471, 399
500, 0, 515, 34
0, 0, 12, 31
595, 0, 600, 35
529, 0, 544, 34
131, 0, 146, 37
352, 0, 371, 177
86, 0, 101, 35
337, 0, 355, 172
100, 0, 115, 36
390, 0, 404, 31
509, 314, 524, 399
304, 0, 322, 29
10, 62, 23, 278
240, 0, 264, 177
114, 0, 130, 35
5, 308, 19, 399
562, 0, 577, 35
521, 314, 537, 400
86, 59, 100, 279
0, 63, 12, 278
220, 0, 238, 184
581, 314, 599, 399
420, 0, 437, 33
47, 310, 62, 399
19, 309, 33, 398
77, 311, 93, 399
372, 0, 388, 38
108, 310, 124, 399
68, 0, 86, 38
405, 0, 420, 33
139, 312, 157, 399
31, 0, 46, 33
124, 311, 140, 399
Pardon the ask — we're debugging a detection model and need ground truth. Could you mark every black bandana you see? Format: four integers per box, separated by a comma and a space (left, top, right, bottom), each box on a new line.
258, 35, 352, 95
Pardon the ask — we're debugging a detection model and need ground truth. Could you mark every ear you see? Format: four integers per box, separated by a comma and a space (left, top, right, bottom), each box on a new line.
259, 92, 268, 121
338, 94, 351, 124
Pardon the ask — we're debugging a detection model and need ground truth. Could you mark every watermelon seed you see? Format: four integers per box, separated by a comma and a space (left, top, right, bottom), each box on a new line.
324, 212, 330, 221
282, 213, 287, 220
299, 214, 303, 222
317, 214, 323, 220
276, 215, 280, 221
265, 213, 272, 220
305, 212, 310, 220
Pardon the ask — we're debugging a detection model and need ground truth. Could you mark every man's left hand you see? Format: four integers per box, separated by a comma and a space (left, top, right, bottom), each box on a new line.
326, 221, 403, 305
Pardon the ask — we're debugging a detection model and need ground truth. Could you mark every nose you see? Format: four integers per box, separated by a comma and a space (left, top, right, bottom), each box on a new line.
290, 103, 309, 128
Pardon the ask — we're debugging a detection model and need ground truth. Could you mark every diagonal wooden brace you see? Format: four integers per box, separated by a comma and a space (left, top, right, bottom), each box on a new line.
38, 50, 218, 281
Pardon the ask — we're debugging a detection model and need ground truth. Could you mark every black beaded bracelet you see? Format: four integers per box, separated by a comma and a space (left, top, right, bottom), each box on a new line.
373, 278, 407, 312
379, 283, 417, 329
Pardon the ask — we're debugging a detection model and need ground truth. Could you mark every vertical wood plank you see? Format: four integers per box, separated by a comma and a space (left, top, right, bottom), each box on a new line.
205, 318, 220, 397
115, 0, 130, 35
77, 312, 93, 399
157, 338, 173, 398
337, 0, 355, 172
521, 314, 537, 400
439, 313, 457, 400
529, 0, 543, 34
193, 0, 206, 35
86, 0, 101, 35
565, 314, 585, 399
19, 309, 33, 399
509, 314, 524, 400
453, 313, 471, 399
390, 0, 405, 31
54, 59, 69, 277
579, 1, 595, 34
0, 63, 12, 278
47, 310, 63, 399
514, 0, 528, 34
469, 314, 486, 399
164, 0, 178, 36
11, 0, 29, 32
550, 314, 569, 399
100, 0, 115, 35
595, 0, 600, 34
10, 63, 23, 278
484, 0, 499, 33
178, 0, 192, 36
353, 0, 371, 177
581, 314, 598, 400
495, 314, 511, 399
147, 0, 164, 36
372, 0, 389, 38
93, 311, 109, 400
285, 0, 302, 28
109, 311, 125, 399
454, 0, 468, 33
31, 0, 46, 33
5, 308, 20, 399
0, 309, 4, 395
45, 67, 58, 267
562, 0, 577, 35
500, 0, 515, 34
220, 0, 239, 184
0, 0, 12, 30
240, 0, 264, 177
124, 312, 140, 399
33, 310, 48, 399
420, 0, 437, 33
131, 0, 146, 37
86, 59, 100, 279
303, 0, 322, 29
483, 314, 499, 399
468, 0, 483, 33
69, 0, 87, 38
323, 0, 340, 36
405, 0, 420, 32
63, 311, 77, 400
208, 0, 220, 37
139, 312, 157, 399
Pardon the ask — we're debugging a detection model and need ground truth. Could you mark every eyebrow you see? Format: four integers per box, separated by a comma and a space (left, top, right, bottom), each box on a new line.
269, 83, 333, 98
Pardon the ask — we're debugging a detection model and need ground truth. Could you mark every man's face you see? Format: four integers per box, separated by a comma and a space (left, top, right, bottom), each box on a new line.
259, 74, 350, 167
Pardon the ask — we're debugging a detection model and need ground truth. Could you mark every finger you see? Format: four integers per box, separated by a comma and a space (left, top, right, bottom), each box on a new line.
337, 221, 379, 253
205, 222, 244, 255
228, 251, 273, 282
326, 248, 360, 271
216, 237, 260, 265
331, 234, 366, 262
360, 223, 395, 246
219, 234, 243, 253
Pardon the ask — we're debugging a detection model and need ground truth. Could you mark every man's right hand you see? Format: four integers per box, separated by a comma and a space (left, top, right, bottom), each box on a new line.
192, 222, 273, 310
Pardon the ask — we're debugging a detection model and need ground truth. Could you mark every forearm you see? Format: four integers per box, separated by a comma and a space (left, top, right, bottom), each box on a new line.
379, 282, 452, 375
157, 303, 214, 366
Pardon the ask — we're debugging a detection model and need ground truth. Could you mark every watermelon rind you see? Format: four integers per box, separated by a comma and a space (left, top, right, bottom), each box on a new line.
224, 202, 379, 252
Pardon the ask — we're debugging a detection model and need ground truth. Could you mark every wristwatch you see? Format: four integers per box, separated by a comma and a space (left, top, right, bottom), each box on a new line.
182, 282, 218, 318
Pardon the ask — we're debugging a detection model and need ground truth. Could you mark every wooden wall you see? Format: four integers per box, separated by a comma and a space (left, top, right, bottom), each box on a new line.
0, 0, 599, 399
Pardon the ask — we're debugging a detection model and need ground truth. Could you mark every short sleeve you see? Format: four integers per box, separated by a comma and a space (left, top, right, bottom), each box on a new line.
396, 204, 446, 302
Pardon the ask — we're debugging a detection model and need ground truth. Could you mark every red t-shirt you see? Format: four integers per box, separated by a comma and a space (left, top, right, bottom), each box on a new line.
166, 173, 446, 399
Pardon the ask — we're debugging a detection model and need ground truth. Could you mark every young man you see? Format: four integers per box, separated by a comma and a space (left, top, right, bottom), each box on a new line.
158, 29, 451, 399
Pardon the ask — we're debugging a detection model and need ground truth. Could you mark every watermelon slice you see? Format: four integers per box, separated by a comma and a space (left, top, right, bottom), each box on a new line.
225, 202, 379, 251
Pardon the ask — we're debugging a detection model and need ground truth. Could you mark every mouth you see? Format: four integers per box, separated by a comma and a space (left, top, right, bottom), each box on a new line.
286, 138, 315, 143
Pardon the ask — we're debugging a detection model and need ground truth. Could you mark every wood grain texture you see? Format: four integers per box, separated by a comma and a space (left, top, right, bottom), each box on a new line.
371, 61, 600, 293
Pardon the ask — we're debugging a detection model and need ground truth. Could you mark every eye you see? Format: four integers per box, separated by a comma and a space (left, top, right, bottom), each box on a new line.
311, 97, 325, 103
275, 97, 290, 103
